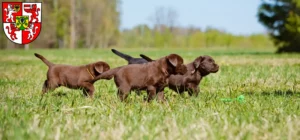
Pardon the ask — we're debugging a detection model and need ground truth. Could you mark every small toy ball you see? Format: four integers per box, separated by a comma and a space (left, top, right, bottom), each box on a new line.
236, 95, 245, 103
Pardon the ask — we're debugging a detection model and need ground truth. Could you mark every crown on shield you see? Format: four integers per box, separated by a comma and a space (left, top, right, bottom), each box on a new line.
13, 4, 20, 12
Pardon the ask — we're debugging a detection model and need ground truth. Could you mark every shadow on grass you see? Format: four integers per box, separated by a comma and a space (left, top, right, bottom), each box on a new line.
262, 90, 300, 96
52, 91, 68, 97
211, 51, 275, 56
52, 91, 94, 98
246, 90, 300, 97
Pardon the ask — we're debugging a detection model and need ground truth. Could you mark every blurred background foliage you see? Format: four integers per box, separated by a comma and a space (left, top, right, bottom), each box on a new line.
258, 0, 300, 52
0, 0, 299, 52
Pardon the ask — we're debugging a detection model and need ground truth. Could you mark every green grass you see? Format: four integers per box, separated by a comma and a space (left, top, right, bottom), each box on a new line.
0, 47, 300, 139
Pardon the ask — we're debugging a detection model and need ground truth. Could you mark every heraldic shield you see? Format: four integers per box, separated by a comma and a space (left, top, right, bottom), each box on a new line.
2, 2, 42, 44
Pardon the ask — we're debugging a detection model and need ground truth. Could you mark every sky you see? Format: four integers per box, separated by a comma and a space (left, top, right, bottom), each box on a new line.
120, 0, 266, 35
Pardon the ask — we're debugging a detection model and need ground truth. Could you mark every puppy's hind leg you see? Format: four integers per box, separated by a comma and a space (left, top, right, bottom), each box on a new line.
42, 80, 58, 95
117, 86, 130, 101
42, 80, 48, 94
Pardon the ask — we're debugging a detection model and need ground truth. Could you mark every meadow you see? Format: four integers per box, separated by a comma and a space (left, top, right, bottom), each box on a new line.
0, 47, 300, 140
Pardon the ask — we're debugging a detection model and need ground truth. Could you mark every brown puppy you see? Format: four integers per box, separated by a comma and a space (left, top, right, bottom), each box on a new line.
141, 55, 219, 96
34, 53, 110, 97
92, 54, 187, 101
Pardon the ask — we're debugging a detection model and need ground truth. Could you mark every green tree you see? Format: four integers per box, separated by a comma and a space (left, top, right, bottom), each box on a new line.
258, 0, 300, 52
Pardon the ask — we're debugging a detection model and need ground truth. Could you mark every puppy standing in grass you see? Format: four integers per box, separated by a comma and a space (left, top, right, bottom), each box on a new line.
92, 54, 187, 101
141, 55, 219, 96
34, 53, 110, 97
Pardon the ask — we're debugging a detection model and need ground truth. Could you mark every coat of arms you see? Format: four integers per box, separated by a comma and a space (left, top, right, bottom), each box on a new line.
2, 2, 42, 44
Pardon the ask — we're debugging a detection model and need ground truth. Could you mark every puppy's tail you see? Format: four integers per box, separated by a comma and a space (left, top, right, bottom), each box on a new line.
140, 54, 154, 62
111, 49, 133, 62
91, 67, 122, 83
34, 53, 54, 67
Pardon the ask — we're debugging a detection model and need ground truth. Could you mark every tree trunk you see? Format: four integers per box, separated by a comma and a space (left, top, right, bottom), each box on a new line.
70, 0, 76, 49
85, 8, 92, 48
54, 0, 58, 48
6, 39, 13, 49
24, 44, 29, 50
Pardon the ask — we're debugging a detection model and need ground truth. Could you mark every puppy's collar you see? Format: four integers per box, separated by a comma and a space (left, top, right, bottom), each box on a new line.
86, 68, 95, 79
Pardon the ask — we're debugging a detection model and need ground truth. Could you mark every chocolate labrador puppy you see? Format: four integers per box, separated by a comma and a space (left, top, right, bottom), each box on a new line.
92, 54, 187, 101
34, 53, 110, 97
111, 49, 150, 64
111, 49, 154, 95
141, 55, 219, 96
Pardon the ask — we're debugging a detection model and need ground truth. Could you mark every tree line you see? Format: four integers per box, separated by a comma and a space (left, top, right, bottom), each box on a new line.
2, 0, 299, 52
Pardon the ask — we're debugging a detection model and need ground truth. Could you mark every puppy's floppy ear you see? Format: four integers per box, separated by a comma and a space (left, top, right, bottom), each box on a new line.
167, 54, 183, 67
192, 56, 203, 74
94, 62, 110, 74
193, 56, 203, 69
140, 54, 153, 62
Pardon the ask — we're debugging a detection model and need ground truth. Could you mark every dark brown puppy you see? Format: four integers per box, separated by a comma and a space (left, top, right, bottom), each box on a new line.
34, 53, 110, 97
92, 54, 187, 101
141, 55, 219, 96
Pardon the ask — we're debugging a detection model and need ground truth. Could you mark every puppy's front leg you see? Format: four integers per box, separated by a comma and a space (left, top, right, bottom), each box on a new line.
147, 86, 157, 102
156, 85, 166, 102
157, 91, 166, 102
188, 86, 199, 97
80, 82, 95, 98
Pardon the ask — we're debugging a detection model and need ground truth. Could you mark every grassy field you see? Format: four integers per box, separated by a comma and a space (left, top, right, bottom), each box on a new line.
0, 47, 300, 139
